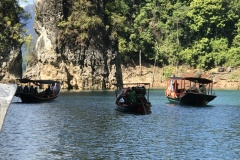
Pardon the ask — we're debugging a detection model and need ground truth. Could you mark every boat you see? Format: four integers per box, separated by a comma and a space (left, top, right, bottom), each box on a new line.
165, 76, 217, 106
115, 83, 151, 114
15, 78, 61, 103
0, 83, 17, 131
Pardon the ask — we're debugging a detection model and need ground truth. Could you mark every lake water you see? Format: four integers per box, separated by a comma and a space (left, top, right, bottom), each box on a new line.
1, 90, 240, 159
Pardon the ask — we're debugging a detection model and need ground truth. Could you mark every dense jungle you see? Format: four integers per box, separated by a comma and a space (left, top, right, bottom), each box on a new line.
56, 0, 240, 69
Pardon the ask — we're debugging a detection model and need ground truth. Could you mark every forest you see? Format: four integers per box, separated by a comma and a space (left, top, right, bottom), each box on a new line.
1, 0, 240, 70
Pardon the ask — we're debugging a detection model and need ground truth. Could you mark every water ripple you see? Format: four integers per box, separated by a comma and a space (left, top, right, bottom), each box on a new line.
0, 90, 240, 159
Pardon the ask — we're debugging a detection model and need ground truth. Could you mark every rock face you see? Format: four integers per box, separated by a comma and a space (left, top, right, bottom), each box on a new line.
0, 48, 22, 82
25, 0, 122, 89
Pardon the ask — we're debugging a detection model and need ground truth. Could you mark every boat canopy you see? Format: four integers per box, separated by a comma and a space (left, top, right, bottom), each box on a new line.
168, 77, 213, 84
17, 78, 59, 84
113, 83, 151, 88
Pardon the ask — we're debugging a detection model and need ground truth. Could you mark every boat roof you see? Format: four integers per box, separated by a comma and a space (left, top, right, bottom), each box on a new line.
168, 76, 213, 84
112, 83, 151, 89
113, 82, 150, 86
17, 78, 59, 84
122, 83, 150, 85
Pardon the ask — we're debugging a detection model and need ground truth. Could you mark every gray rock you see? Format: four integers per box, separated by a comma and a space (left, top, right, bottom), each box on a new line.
24, 0, 122, 90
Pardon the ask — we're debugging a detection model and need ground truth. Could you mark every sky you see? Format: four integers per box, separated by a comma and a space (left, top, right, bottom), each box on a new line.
19, 0, 35, 7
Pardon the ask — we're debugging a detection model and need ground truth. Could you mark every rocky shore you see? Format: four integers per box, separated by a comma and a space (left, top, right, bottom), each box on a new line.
121, 65, 240, 90
2, 65, 239, 90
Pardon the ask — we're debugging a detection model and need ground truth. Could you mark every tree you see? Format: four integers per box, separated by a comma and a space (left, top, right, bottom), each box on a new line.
58, 0, 103, 47
57, 0, 240, 69
187, 0, 232, 40
227, 20, 240, 67
0, 0, 29, 56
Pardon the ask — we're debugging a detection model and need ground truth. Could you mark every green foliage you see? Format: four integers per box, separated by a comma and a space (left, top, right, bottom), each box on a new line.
226, 19, 240, 67
226, 47, 240, 67
162, 66, 174, 79
57, 0, 103, 46
210, 38, 228, 66
0, 0, 228, 71
188, 0, 226, 36
50, 0, 240, 69
2, 0, 240, 72
0, 0, 29, 55
1, 0, 240, 70
179, 38, 229, 69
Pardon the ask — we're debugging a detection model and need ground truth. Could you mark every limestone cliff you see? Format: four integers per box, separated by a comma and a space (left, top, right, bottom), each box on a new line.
0, 0, 24, 82
25, 0, 122, 89
0, 47, 22, 83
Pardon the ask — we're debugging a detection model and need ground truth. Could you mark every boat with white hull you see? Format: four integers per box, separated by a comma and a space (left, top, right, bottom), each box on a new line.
0, 83, 17, 131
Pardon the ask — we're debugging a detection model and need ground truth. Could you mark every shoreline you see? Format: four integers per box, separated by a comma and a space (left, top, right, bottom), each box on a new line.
121, 65, 240, 90
1, 65, 239, 90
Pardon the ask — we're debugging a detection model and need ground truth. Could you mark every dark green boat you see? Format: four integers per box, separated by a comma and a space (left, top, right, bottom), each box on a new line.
165, 76, 217, 106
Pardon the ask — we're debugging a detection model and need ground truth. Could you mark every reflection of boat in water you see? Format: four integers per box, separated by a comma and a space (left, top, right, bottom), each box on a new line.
15, 79, 61, 103
0, 83, 17, 131
115, 83, 151, 114
165, 76, 217, 106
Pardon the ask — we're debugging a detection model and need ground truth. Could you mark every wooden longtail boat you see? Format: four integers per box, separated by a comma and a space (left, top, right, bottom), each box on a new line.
15, 78, 61, 103
115, 83, 151, 114
165, 76, 217, 106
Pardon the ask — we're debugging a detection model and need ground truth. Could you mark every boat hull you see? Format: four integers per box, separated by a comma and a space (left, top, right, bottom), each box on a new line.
0, 83, 17, 131
116, 102, 151, 114
15, 93, 59, 103
167, 93, 216, 106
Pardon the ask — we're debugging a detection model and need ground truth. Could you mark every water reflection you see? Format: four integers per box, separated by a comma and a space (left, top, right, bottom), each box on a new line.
0, 90, 240, 159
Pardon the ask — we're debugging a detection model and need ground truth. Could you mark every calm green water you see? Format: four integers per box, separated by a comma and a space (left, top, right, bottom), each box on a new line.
0, 90, 240, 159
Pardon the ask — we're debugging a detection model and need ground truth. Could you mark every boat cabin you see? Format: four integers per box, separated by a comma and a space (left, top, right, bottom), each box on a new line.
165, 76, 217, 105
166, 77, 214, 98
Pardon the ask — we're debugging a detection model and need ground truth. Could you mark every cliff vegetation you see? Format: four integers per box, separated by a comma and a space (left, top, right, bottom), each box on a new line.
0, 0, 30, 81
56, 0, 240, 70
